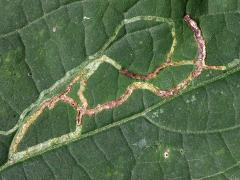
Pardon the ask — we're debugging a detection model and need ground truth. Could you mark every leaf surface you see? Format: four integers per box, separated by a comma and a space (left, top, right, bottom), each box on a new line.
0, 0, 240, 179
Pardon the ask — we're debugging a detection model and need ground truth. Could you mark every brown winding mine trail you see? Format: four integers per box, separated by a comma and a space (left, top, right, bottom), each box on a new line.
10, 15, 226, 155
52, 15, 226, 125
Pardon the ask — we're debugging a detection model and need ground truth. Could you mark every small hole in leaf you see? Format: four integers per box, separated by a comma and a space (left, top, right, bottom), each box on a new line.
180, 149, 184, 154
27, 72, 32, 77
164, 149, 170, 159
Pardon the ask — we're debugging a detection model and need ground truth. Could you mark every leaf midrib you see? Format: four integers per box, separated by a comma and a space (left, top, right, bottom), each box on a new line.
0, 65, 239, 173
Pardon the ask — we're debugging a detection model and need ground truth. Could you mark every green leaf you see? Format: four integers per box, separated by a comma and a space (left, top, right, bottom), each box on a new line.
0, 0, 240, 179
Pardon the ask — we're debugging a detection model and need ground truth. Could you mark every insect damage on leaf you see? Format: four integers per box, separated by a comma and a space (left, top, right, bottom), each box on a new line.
0, 15, 229, 171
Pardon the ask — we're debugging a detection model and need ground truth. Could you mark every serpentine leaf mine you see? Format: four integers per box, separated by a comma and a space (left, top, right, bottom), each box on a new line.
0, 15, 229, 171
